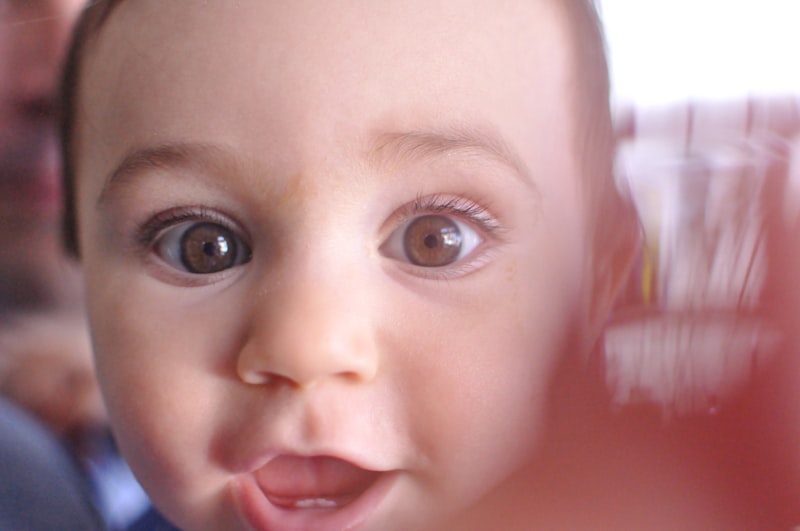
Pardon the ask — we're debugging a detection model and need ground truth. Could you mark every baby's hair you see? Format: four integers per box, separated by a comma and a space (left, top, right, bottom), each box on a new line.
59, 0, 639, 306
59, 0, 124, 255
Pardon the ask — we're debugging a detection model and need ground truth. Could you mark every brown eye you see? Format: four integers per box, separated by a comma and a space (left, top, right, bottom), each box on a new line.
403, 215, 463, 267
154, 221, 251, 275
381, 211, 483, 269
180, 222, 240, 273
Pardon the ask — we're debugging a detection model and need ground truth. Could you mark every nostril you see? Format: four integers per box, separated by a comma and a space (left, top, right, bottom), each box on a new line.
240, 370, 271, 385
237, 357, 378, 389
235, 314, 379, 389
336, 368, 374, 384
238, 368, 301, 389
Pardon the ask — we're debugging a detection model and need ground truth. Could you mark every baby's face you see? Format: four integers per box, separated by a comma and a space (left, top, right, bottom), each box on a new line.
75, 1, 591, 529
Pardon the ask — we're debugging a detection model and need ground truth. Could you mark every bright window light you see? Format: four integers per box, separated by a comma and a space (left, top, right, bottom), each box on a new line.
600, 1, 800, 106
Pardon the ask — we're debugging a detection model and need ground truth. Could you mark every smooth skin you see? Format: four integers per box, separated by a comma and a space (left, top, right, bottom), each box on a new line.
74, 1, 595, 529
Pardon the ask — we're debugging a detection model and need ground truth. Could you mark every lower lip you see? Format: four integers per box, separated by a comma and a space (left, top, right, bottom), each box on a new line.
232, 469, 398, 531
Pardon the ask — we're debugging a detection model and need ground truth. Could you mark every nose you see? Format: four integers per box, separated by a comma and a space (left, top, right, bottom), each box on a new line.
236, 272, 380, 389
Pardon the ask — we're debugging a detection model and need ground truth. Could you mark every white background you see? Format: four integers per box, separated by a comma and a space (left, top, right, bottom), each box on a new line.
600, 1, 800, 106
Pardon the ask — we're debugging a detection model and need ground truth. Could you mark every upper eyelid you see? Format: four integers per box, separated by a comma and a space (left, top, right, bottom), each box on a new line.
394, 194, 503, 235
136, 207, 248, 249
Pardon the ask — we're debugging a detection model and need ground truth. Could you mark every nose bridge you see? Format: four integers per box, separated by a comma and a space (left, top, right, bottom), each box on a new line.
236, 255, 379, 389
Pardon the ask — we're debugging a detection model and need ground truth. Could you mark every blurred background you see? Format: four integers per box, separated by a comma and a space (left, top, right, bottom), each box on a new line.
603, 1, 800, 106
600, 0, 800, 419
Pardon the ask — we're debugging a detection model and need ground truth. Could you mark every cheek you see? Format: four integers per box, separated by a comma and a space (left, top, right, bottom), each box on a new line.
85, 263, 246, 528
388, 232, 583, 504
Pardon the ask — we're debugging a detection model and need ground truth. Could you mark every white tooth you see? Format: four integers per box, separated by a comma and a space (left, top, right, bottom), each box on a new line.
294, 498, 338, 509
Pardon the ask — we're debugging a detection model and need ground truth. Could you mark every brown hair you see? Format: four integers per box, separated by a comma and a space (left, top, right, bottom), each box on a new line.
59, 0, 124, 255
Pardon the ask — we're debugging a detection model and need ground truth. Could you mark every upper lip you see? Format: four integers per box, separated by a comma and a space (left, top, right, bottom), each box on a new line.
218, 393, 407, 486
237, 444, 393, 477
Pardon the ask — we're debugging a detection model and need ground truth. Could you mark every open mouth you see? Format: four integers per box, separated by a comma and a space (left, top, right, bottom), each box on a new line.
234, 454, 397, 530
255, 455, 382, 510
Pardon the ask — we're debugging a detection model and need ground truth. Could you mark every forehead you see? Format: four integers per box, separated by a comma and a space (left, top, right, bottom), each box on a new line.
78, 0, 579, 176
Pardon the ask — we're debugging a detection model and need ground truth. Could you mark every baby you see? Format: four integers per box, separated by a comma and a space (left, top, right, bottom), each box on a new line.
60, 0, 638, 529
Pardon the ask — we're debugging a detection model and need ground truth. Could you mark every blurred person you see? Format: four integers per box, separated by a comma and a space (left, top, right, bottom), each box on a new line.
0, 0, 84, 312
1, 2, 152, 529
0, 395, 104, 530
0, 312, 104, 458
0, 311, 151, 530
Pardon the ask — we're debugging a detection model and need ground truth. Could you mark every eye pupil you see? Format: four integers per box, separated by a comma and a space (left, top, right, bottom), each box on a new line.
423, 234, 438, 249
202, 241, 219, 256
180, 222, 239, 274
404, 215, 462, 267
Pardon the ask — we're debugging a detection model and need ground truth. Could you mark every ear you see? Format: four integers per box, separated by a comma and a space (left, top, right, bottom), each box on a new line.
585, 191, 643, 347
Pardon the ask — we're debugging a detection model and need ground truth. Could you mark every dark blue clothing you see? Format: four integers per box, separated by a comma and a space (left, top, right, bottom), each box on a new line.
127, 507, 180, 531
0, 397, 104, 530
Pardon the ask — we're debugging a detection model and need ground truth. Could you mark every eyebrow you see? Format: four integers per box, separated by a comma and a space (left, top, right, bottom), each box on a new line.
97, 142, 230, 207
98, 126, 535, 206
367, 126, 535, 187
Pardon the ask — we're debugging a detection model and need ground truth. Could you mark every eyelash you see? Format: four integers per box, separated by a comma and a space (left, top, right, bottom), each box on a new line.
134, 195, 501, 281
135, 206, 249, 267
387, 194, 503, 278
401, 194, 501, 234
